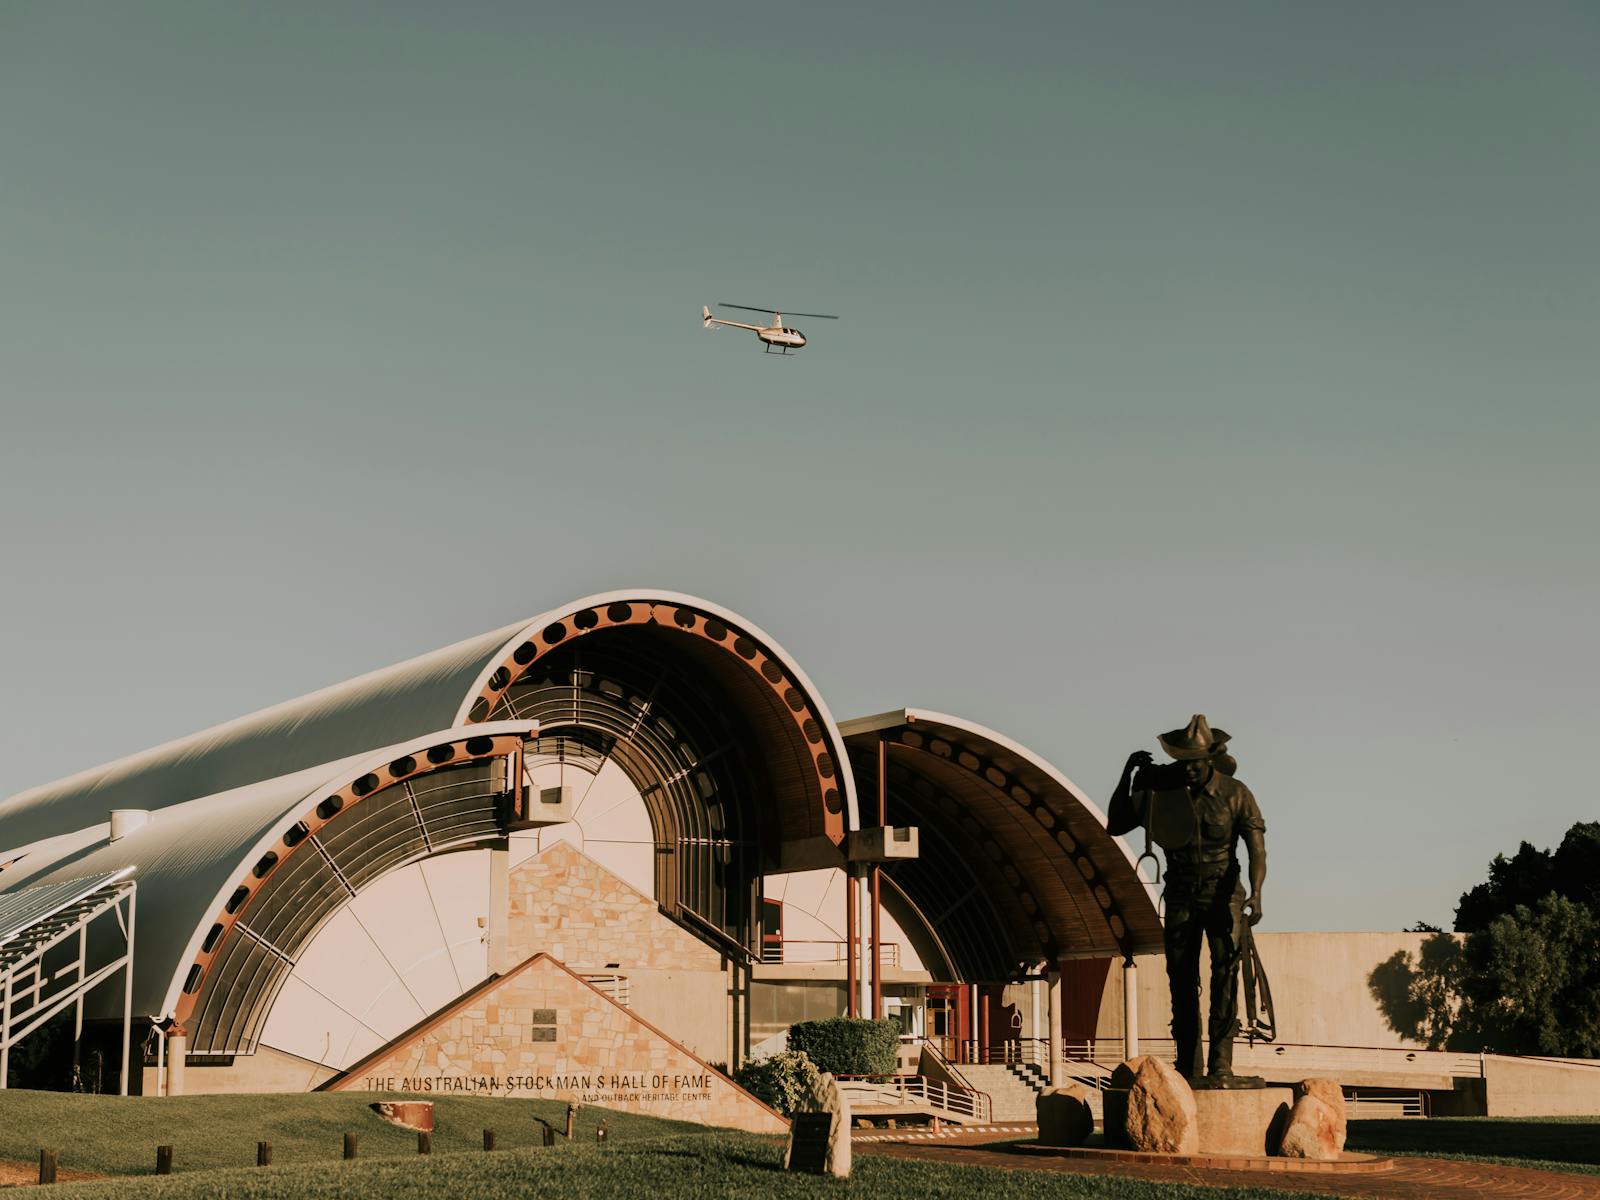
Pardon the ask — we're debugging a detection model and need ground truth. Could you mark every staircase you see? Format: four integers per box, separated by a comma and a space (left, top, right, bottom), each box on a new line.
958, 1062, 1050, 1122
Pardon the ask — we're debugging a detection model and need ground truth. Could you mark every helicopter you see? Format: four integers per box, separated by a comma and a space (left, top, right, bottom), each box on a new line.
701, 303, 838, 354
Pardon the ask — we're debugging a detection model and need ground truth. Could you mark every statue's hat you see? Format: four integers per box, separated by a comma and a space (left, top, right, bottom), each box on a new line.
1158, 714, 1231, 761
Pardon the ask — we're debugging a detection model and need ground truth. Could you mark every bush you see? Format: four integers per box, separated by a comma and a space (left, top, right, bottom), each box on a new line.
787, 1017, 901, 1077
732, 1050, 822, 1116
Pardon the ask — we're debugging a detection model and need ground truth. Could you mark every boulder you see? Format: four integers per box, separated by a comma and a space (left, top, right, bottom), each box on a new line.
371, 1101, 433, 1132
783, 1070, 850, 1178
1036, 1085, 1094, 1147
1124, 1056, 1199, 1155
1293, 1078, 1347, 1151
1100, 1056, 1149, 1148
1278, 1093, 1341, 1160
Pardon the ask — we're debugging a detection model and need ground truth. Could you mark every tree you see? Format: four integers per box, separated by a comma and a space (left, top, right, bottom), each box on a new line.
1454, 822, 1600, 932
1373, 821, 1600, 1057
1453, 841, 1555, 932
1453, 895, 1600, 1057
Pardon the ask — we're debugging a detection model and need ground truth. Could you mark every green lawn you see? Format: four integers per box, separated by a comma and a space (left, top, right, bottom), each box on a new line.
8, 1091, 1599, 1198
0, 1091, 1332, 1199
0, 1089, 701, 1175
37, 1134, 1327, 1200
1346, 1115, 1600, 1176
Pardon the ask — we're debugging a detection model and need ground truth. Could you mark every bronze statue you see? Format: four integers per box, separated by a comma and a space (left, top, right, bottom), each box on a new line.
1108, 714, 1267, 1089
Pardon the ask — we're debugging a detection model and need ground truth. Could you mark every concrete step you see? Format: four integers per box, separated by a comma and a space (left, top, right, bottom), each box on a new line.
959, 1064, 1053, 1123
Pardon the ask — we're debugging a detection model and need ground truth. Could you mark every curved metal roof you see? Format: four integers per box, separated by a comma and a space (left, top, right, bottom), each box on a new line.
841, 709, 1163, 979
0, 590, 857, 855
2, 723, 533, 1023
0, 591, 857, 1025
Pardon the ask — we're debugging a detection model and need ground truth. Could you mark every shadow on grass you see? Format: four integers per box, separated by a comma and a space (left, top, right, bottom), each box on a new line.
623, 1143, 785, 1173
1347, 1118, 1600, 1167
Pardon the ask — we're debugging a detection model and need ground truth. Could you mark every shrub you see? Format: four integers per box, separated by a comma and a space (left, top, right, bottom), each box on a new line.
787, 1017, 901, 1077
732, 1050, 821, 1116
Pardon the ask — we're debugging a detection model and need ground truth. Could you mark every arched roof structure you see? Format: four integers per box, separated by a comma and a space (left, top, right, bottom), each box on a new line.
0, 591, 855, 852
841, 709, 1162, 982
0, 592, 857, 1046
3, 723, 535, 1050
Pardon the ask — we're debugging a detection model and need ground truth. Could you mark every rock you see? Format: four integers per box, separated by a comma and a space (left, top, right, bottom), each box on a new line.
1293, 1078, 1347, 1151
1278, 1094, 1341, 1160
1101, 1056, 1150, 1149
1124, 1056, 1199, 1155
371, 1100, 433, 1132
1036, 1085, 1094, 1147
783, 1070, 850, 1178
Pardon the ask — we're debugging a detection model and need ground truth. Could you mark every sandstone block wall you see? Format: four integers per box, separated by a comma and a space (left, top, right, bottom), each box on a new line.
327, 953, 787, 1134
506, 841, 729, 1061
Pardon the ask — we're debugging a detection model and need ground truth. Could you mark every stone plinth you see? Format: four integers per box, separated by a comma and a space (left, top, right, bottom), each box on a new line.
1191, 1087, 1293, 1157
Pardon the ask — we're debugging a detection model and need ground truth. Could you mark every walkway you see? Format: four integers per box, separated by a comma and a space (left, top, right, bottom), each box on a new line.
859, 1138, 1600, 1199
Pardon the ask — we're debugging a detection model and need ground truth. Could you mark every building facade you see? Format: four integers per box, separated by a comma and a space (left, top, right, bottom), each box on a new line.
5, 590, 1503, 1123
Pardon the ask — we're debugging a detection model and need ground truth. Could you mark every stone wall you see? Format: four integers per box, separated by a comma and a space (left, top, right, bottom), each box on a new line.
326, 953, 788, 1134
1484, 1055, 1600, 1117
506, 841, 730, 1062
143, 1045, 336, 1096
1092, 932, 1437, 1049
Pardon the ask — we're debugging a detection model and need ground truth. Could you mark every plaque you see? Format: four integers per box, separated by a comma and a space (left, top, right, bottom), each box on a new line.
531, 1009, 557, 1024
787, 1111, 832, 1174
529, 1026, 557, 1042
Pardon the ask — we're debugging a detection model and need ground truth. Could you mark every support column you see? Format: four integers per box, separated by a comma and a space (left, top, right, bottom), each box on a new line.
75, 925, 87, 1080
119, 887, 136, 1096
1046, 970, 1065, 1087
858, 874, 872, 1018
869, 867, 882, 1018
978, 990, 990, 1063
1122, 957, 1140, 1060
727, 957, 738, 1070
167, 1028, 187, 1097
845, 870, 859, 1017
487, 840, 511, 975
870, 735, 886, 1020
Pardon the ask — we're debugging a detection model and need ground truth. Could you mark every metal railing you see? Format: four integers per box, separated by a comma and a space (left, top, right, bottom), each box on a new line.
1061, 1038, 1485, 1080
1346, 1089, 1428, 1118
578, 973, 631, 1007
956, 1037, 1050, 1068
837, 1074, 993, 1123
759, 940, 900, 968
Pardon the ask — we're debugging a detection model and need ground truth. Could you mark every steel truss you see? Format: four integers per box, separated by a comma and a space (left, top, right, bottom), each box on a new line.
0, 868, 136, 1094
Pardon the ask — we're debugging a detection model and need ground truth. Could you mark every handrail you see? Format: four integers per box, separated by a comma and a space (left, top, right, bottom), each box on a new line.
919, 1037, 981, 1093
759, 939, 900, 967
837, 1072, 993, 1123
957, 1037, 1050, 1067
1062, 1037, 1485, 1079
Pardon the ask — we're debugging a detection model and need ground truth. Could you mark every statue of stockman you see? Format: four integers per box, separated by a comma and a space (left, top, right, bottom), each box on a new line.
1108, 714, 1269, 1089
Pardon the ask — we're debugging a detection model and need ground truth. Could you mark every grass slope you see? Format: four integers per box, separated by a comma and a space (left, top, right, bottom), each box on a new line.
0, 1089, 701, 1175
38, 1134, 1327, 1200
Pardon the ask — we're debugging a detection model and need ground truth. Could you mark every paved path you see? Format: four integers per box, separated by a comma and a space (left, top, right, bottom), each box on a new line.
860, 1139, 1600, 1198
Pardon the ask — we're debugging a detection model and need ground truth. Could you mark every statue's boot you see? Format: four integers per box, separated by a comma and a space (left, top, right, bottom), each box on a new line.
1200, 1038, 1264, 1090
1173, 1036, 1204, 1082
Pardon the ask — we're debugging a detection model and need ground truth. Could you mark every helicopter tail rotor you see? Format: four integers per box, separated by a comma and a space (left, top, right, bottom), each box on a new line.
702, 305, 715, 330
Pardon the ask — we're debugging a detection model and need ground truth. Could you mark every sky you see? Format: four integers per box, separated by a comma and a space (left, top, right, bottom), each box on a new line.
1, 2, 1596, 932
